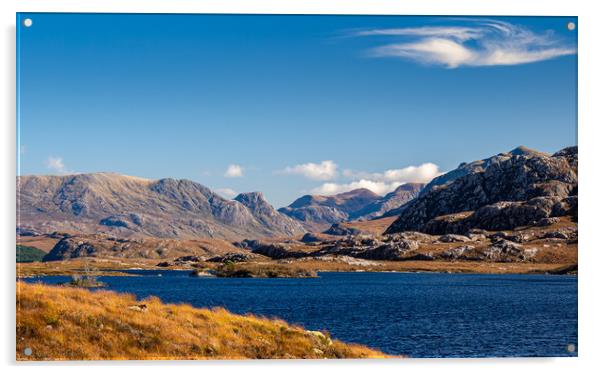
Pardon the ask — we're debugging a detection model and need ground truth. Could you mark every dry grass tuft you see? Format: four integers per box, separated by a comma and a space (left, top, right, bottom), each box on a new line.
16, 282, 388, 361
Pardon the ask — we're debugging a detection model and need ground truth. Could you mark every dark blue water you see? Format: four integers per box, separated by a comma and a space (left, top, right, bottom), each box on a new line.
23, 271, 577, 358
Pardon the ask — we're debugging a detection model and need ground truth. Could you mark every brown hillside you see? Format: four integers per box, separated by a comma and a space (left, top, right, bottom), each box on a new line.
16, 282, 388, 360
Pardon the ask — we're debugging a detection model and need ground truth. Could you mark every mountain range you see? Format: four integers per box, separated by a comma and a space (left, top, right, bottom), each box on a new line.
17, 145, 576, 241
277, 183, 424, 230
17, 173, 304, 240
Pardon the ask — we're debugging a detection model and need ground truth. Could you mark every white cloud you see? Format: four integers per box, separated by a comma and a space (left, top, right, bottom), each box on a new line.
356, 26, 484, 42
224, 164, 244, 178
45, 156, 70, 175
356, 20, 576, 68
373, 38, 476, 68
312, 180, 403, 196
215, 188, 238, 199
281, 160, 338, 181
314, 163, 441, 196
343, 163, 441, 184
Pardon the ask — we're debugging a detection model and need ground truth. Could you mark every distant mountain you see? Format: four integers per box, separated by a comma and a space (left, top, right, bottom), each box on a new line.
385, 146, 578, 235
355, 183, 425, 220
278, 189, 379, 230
17, 173, 304, 240
234, 192, 303, 236
279, 185, 424, 229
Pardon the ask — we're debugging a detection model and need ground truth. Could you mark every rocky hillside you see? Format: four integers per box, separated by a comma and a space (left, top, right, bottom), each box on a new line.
279, 184, 424, 229
420, 146, 549, 194
385, 146, 578, 235
17, 173, 304, 240
226, 215, 576, 265
39, 232, 244, 261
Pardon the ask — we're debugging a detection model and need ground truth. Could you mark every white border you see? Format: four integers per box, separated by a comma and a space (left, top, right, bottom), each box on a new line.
2, 1, 601, 373
7, 0, 585, 16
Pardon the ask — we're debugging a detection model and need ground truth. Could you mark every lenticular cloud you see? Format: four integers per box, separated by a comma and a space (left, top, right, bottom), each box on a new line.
355, 20, 576, 68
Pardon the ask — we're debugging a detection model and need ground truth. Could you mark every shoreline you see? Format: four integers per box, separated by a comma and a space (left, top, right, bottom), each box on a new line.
16, 261, 578, 280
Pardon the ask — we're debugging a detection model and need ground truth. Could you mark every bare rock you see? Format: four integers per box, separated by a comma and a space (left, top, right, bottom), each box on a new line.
300, 233, 322, 243
535, 217, 560, 227
251, 244, 307, 259
323, 223, 363, 236
207, 252, 254, 263
439, 234, 471, 243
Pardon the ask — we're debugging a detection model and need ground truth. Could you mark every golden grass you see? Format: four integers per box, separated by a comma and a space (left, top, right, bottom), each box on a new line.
16, 235, 59, 252
16, 282, 388, 361
17, 257, 163, 277
339, 216, 398, 235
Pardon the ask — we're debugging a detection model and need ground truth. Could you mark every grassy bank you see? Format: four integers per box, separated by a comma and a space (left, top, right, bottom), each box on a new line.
16, 245, 46, 263
16, 282, 388, 360
17, 258, 160, 277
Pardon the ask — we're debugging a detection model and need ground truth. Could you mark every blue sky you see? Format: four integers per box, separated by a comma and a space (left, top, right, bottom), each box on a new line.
17, 14, 577, 208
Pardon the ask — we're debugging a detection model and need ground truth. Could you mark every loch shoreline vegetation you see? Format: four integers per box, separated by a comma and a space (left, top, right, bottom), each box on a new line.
16, 282, 388, 360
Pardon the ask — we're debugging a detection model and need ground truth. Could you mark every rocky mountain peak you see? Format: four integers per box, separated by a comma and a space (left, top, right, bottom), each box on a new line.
385, 146, 577, 235
509, 145, 546, 156
234, 191, 268, 207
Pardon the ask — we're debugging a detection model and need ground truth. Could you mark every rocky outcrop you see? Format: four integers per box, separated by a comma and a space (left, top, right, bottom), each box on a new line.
42, 233, 244, 261
233, 239, 262, 250
421, 146, 549, 194
17, 173, 304, 240
300, 233, 322, 243
323, 223, 364, 236
553, 146, 578, 173
439, 237, 540, 262
43, 237, 98, 261
156, 255, 206, 267
207, 252, 255, 263
314, 234, 422, 261
386, 146, 578, 235
250, 243, 308, 259
439, 234, 471, 243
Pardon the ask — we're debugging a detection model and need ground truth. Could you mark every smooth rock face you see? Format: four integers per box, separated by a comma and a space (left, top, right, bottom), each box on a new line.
386, 146, 578, 235
17, 173, 303, 240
